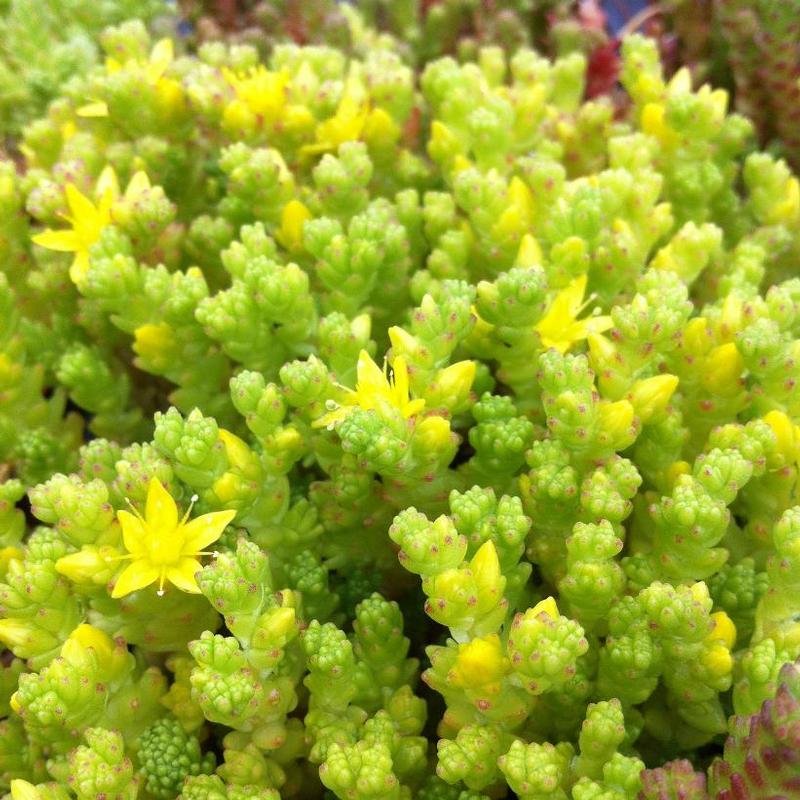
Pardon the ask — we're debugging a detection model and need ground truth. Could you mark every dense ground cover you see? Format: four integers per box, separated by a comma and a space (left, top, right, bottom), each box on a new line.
1, 4, 800, 799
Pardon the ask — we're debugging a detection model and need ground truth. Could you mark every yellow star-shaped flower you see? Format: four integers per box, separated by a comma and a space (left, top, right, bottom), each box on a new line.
78, 38, 177, 118
112, 477, 235, 599
31, 167, 151, 284
313, 349, 425, 430
300, 72, 370, 157
222, 64, 289, 121
535, 274, 612, 353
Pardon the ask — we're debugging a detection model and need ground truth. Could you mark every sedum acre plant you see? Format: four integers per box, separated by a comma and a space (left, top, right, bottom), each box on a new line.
0, 0, 168, 140
3, 16, 800, 800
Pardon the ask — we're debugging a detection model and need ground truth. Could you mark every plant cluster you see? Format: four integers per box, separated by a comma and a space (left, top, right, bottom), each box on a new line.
177, 0, 608, 66
643, 0, 800, 171
1, 15, 800, 799
0, 0, 169, 140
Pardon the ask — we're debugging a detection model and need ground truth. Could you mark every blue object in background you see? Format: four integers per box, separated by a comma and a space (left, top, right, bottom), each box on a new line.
603, 0, 649, 34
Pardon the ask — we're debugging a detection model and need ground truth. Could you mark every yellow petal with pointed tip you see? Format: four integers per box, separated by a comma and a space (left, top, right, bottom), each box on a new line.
125, 171, 151, 198
580, 314, 613, 337
628, 374, 679, 422
667, 67, 692, 94
391, 356, 411, 406
470, 540, 501, 590
356, 349, 387, 395
96, 165, 120, 201
181, 509, 236, 553
536, 274, 611, 352
112, 559, 159, 598
363, 107, 400, 148
145, 477, 179, 532
703, 343, 743, 396
598, 399, 635, 447
31, 229, 79, 252
412, 415, 452, 451
277, 199, 311, 252
530, 596, 559, 619
56, 545, 120, 584
218, 429, 260, 478
166, 557, 204, 593
666, 460, 691, 489
77, 101, 110, 117
764, 410, 797, 465
430, 360, 476, 410
515, 234, 542, 267
69, 250, 91, 284
10, 780, 41, 800
65, 183, 99, 222
149, 38, 174, 82
388, 326, 417, 359
117, 509, 147, 556
689, 582, 711, 605
709, 611, 736, 650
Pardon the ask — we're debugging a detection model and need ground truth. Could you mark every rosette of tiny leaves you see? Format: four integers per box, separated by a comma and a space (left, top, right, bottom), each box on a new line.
498, 739, 574, 800
67, 727, 138, 800
507, 597, 589, 697
136, 717, 215, 799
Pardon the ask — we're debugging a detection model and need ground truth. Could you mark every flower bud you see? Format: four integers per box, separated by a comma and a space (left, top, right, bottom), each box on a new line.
628, 374, 679, 422
55, 545, 121, 585
703, 343, 744, 396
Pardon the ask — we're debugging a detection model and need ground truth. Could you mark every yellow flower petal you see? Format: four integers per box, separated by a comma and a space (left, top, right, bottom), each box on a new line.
563, 274, 588, 317
125, 171, 151, 198
31, 229, 79, 252
298, 141, 332, 158
69, 250, 91, 284
96, 165, 120, 202
535, 275, 610, 352
76, 101, 110, 118
181, 509, 236, 553
65, 183, 100, 223
582, 315, 613, 336
145, 477, 179, 532
117, 510, 147, 556
391, 356, 411, 407
404, 399, 427, 418
530, 596, 559, 619
10, 779, 42, 800
166, 558, 204, 593
111, 559, 159, 598
356, 349, 386, 395
276, 199, 311, 252
149, 38, 174, 82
